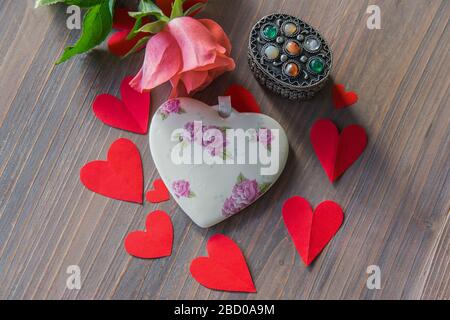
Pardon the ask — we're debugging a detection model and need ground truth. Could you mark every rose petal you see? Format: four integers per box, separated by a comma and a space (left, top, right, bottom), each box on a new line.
166, 17, 225, 72
130, 30, 182, 92
175, 54, 235, 95
169, 54, 235, 97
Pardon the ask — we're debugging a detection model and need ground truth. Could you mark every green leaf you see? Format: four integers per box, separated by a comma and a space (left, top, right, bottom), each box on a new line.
237, 173, 246, 184
137, 20, 166, 34
122, 35, 150, 58
56, 0, 114, 64
35, 0, 64, 7
170, 0, 184, 19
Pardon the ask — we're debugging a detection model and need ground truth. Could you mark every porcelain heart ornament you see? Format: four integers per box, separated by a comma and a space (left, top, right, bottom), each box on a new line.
149, 98, 288, 227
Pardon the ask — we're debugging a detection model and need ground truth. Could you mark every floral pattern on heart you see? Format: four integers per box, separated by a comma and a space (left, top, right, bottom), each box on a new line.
159, 99, 186, 120
222, 173, 270, 217
149, 97, 289, 227
172, 179, 196, 198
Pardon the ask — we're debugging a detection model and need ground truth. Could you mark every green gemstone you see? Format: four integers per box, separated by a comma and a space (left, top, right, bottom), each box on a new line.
309, 58, 325, 74
263, 25, 278, 40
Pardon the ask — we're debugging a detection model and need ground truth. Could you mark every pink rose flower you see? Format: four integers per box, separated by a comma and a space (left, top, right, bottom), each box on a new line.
172, 179, 192, 198
130, 17, 235, 97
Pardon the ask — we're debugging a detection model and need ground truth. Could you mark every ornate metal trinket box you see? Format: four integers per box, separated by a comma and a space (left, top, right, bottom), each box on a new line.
248, 14, 332, 100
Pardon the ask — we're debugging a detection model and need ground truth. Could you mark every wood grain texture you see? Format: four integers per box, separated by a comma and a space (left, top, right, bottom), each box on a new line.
0, 0, 449, 300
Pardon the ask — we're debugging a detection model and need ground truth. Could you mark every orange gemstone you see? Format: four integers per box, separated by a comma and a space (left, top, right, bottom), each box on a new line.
285, 41, 301, 56
285, 62, 300, 77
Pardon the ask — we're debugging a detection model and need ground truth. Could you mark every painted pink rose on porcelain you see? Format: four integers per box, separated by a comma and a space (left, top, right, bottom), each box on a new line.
182, 121, 229, 158
172, 179, 195, 198
222, 174, 270, 217
182, 121, 202, 142
130, 17, 235, 97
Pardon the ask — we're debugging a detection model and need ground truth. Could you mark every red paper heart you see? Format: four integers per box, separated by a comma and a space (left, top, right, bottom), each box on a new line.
332, 84, 358, 109
108, 8, 149, 57
225, 84, 261, 113
80, 138, 143, 203
282, 196, 344, 266
310, 119, 367, 182
190, 234, 256, 293
93, 76, 150, 134
146, 179, 170, 203
124, 210, 173, 258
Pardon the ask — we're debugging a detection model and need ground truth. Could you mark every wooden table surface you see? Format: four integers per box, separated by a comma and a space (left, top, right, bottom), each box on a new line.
0, 0, 449, 300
